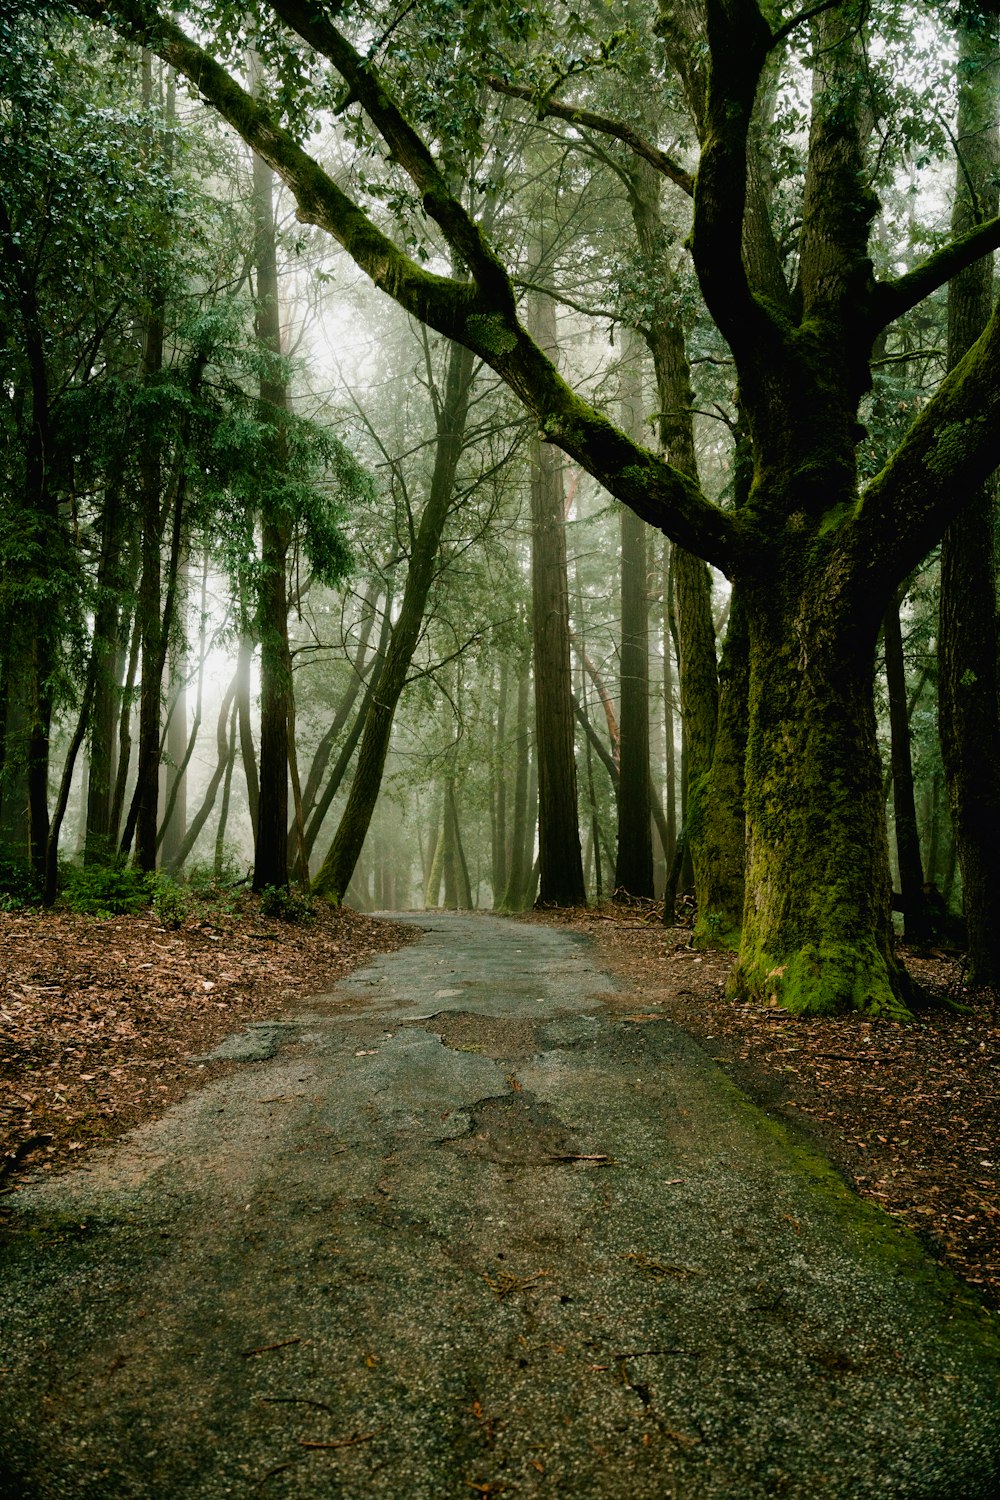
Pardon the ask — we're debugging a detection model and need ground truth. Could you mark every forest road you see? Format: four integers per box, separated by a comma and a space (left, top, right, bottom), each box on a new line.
0, 912, 998, 1500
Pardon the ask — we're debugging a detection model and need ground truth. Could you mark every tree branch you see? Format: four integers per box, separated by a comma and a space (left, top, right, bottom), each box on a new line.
848, 300, 1000, 601
690, 0, 783, 362
268, 0, 515, 308
872, 214, 1000, 332
74, 0, 741, 572
485, 76, 694, 196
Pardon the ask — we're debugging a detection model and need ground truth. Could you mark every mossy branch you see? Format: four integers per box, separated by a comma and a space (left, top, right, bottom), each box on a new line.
872, 215, 1000, 332
691, 0, 785, 366
268, 0, 515, 310
484, 76, 695, 196
849, 299, 1000, 600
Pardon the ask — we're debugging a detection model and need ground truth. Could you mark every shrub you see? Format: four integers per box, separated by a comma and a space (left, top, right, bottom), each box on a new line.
0, 858, 43, 911
150, 874, 190, 930
259, 883, 315, 923
62, 861, 150, 918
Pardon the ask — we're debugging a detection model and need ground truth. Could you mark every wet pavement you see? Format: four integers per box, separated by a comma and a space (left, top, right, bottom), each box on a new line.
0, 912, 997, 1498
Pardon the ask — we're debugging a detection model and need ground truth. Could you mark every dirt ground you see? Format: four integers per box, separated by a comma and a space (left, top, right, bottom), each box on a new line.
1, 896, 997, 1311
0, 897, 414, 1185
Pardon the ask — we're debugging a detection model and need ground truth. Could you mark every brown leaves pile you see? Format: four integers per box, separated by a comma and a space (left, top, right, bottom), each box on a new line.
539, 906, 1000, 1310
0, 900, 413, 1184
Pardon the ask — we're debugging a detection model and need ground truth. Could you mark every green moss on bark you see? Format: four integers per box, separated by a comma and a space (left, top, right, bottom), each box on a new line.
729, 936, 910, 1018
734, 562, 912, 1019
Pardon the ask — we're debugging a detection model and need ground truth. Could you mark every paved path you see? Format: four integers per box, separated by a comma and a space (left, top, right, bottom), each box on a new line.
1, 913, 997, 1498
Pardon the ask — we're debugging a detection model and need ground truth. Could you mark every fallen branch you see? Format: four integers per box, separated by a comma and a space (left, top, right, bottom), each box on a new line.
298, 1433, 376, 1450
241, 1338, 302, 1358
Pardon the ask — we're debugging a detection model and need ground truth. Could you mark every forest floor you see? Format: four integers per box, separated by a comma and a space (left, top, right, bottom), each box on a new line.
532, 902, 1000, 1311
1, 896, 997, 1311
0, 898, 415, 1188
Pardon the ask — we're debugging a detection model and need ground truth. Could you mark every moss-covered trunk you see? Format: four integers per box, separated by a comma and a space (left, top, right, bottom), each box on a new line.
732, 563, 907, 1018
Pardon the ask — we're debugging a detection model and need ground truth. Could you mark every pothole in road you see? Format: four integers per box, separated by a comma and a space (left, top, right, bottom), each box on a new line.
445, 1092, 581, 1166
404, 1011, 540, 1061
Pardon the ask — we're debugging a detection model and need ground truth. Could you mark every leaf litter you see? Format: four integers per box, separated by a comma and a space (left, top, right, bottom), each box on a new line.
0, 899, 413, 1190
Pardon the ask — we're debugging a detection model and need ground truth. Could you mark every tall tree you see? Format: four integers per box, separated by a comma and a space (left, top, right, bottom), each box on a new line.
59, 0, 1000, 1013
938, 4, 1000, 986
614, 332, 654, 899
312, 336, 475, 902
250, 135, 295, 891
526, 274, 587, 907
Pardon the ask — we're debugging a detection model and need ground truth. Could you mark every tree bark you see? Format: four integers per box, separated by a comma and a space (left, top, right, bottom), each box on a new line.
614, 334, 654, 898
939, 7, 1000, 986
883, 589, 929, 944
250, 131, 294, 891
732, 562, 907, 1017
527, 278, 585, 907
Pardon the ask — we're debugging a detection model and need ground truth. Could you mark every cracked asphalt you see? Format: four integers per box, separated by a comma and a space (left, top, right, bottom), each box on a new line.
0, 911, 997, 1499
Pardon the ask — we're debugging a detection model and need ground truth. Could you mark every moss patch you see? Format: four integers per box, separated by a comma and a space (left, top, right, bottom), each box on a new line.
729, 937, 913, 1020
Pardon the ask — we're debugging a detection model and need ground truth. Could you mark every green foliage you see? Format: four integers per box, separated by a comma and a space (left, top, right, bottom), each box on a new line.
61, 862, 150, 918
185, 851, 246, 892
0, 859, 44, 912
149, 874, 191, 929
258, 883, 316, 922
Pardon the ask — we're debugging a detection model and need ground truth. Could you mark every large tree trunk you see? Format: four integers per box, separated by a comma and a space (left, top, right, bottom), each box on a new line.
732, 560, 907, 1018
312, 337, 474, 902
130, 53, 172, 874
938, 8, 1000, 987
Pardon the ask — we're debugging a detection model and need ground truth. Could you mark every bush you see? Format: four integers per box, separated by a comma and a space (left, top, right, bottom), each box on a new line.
0, 858, 43, 911
259, 883, 315, 923
185, 850, 246, 892
150, 874, 190, 930
62, 861, 150, 918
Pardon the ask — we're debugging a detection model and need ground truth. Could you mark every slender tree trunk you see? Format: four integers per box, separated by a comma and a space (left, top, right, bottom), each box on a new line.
526, 279, 585, 906
251, 137, 294, 891
165, 678, 238, 873
490, 657, 509, 904
159, 552, 193, 868
215, 700, 239, 876
313, 338, 475, 902
85, 475, 132, 864
884, 588, 929, 944
661, 540, 677, 872
110, 605, 140, 848
295, 579, 382, 838
939, 7, 1000, 986
499, 654, 531, 911
614, 332, 654, 898
627, 155, 743, 941
235, 631, 259, 841
297, 589, 393, 872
